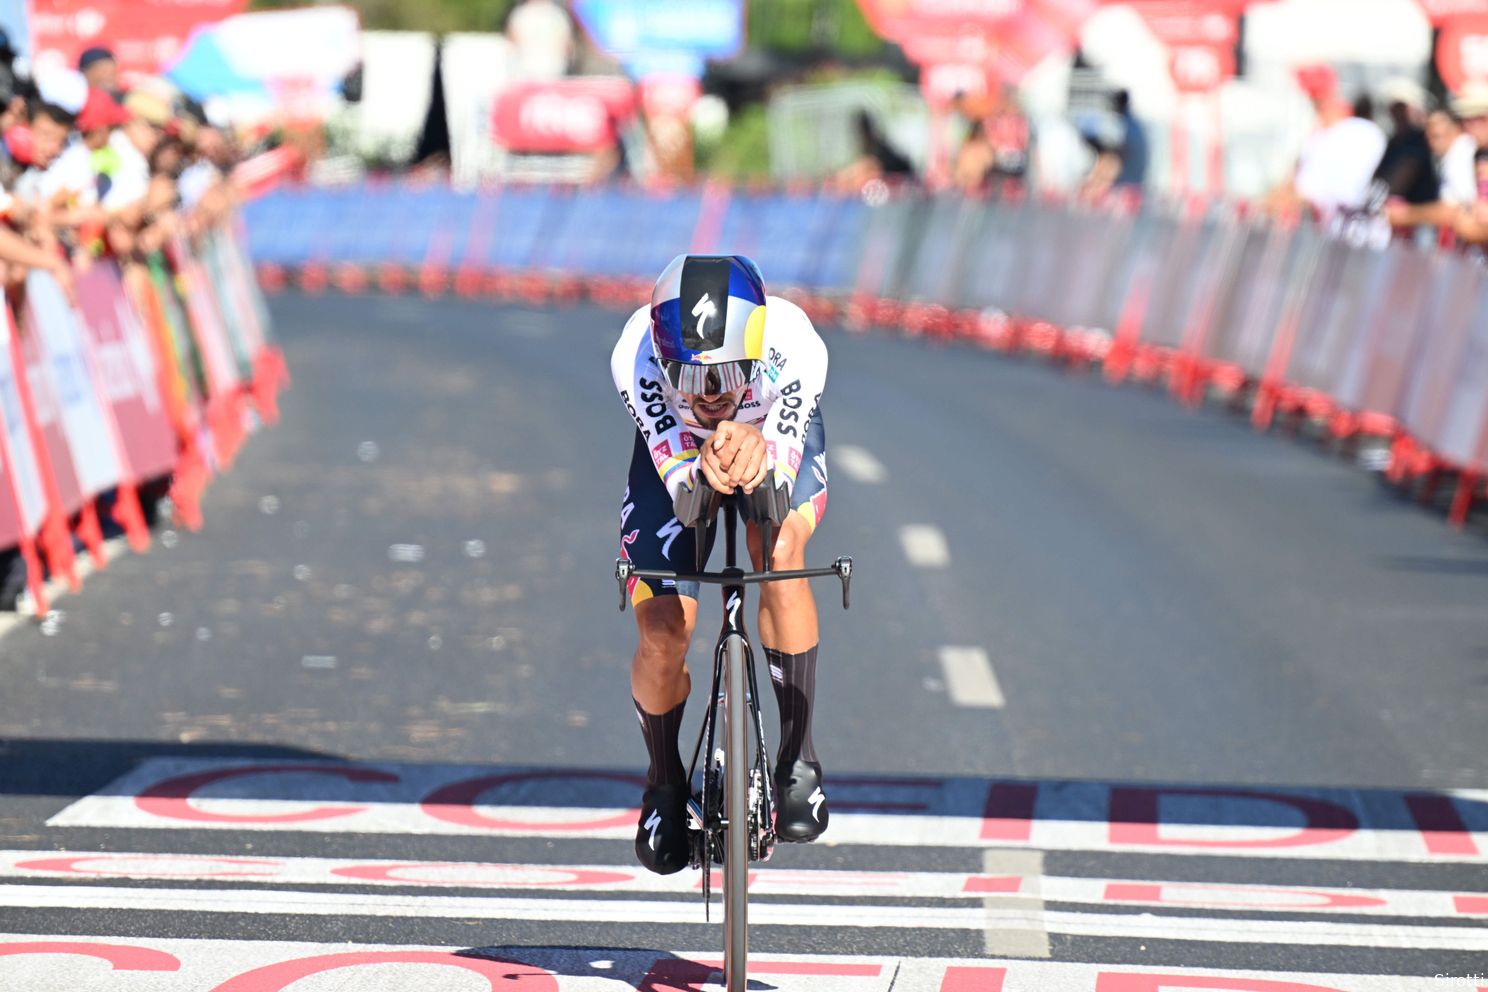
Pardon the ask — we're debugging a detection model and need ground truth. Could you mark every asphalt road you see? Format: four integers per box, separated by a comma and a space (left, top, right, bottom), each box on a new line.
0, 291, 1484, 990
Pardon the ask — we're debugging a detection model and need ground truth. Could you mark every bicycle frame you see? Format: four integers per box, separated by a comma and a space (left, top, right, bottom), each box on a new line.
615, 490, 851, 992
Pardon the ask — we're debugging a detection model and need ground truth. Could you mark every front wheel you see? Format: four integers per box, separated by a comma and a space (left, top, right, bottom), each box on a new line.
721, 632, 750, 992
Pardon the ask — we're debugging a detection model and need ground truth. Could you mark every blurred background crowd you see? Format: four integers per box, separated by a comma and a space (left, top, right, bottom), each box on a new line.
4, 0, 1488, 282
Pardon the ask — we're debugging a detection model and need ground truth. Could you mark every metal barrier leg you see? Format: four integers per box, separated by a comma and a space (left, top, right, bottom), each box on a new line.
1449, 471, 1480, 528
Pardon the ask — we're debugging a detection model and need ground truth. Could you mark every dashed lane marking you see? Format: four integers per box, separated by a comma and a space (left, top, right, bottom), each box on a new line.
834, 445, 888, 483
938, 647, 1005, 708
900, 524, 950, 567
981, 849, 1048, 958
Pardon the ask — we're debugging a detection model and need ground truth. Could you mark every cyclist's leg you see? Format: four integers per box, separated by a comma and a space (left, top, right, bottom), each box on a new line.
621, 430, 713, 872
746, 411, 830, 840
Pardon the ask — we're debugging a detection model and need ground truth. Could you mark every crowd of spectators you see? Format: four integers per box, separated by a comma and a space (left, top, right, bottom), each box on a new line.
0, 33, 248, 304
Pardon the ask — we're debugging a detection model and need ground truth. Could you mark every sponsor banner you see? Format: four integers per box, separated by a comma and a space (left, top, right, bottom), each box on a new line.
1421, 0, 1488, 26
1437, 12, 1488, 92
491, 77, 635, 154
0, 313, 48, 544
47, 758, 1488, 862
1170, 41, 1236, 92
0, 936, 1478, 990
73, 263, 177, 483
1125, 0, 1239, 45
168, 241, 243, 397
572, 0, 744, 78
2, 849, 1482, 918
29, 0, 248, 80
20, 271, 120, 503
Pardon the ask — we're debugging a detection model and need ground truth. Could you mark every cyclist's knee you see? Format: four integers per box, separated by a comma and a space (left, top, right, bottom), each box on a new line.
750, 514, 810, 569
634, 596, 695, 663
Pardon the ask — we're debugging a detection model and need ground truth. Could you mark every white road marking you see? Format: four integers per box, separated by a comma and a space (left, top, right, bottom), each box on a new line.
899, 524, 949, 567
5, 885, 1488, 949
1, 850, 1480, 919
47, 758, 1488, 862
0, 936, 1472, 992
833, 445, 887, 483
938, 647, 1005, 708
982, 850, 1048, 958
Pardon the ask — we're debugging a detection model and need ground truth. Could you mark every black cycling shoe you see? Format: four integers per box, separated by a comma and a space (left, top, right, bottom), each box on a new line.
635, 784, 691, 875
774, 758, 828, 842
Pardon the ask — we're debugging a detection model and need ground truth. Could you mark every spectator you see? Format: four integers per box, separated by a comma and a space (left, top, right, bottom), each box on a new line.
506, 0, 573, 81
77, 47, 120, 99
833, 108, 915, 192
953, 86, 1031, 190
1271, 64, 1386, 218
1385, 107, 1476, 233
1109, 89, 1147, 189
953, 118, 996, 194
1373, 78, 1437, 206
1438, 86, 1488, 246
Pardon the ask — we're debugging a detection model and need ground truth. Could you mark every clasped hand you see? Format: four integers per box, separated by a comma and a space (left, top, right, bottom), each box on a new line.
696, 420, 770, 494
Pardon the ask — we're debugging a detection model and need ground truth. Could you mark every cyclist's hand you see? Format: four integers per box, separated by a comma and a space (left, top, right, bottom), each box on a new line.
701, 420, 767, 493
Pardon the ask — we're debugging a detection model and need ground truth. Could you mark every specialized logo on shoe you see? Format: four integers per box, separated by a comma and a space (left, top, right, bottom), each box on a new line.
644, 809, 663, 850
809, 787, 825, 822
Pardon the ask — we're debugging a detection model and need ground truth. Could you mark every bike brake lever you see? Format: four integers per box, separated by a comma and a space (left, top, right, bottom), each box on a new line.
615, 559, 633, 612
835, 556, 853, 610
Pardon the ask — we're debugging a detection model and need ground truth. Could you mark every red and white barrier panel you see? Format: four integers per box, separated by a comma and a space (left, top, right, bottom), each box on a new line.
0, 226, 287, 614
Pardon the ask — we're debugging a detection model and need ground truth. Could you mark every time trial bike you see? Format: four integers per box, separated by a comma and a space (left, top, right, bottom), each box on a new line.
615, 476, 852, 992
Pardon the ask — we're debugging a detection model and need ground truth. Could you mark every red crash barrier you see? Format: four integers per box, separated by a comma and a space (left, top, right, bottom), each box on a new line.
0, 225, 286, 614
859, 189, 1488, 528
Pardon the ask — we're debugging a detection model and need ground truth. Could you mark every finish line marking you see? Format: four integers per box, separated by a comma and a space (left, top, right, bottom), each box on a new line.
6, 885, 1488, 950
47, 758, 1488, 862
0, 936, 1472, 992
6, 849, 1481, 919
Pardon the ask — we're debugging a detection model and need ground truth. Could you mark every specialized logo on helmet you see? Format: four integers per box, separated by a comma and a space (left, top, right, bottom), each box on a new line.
692, 293, 718, 339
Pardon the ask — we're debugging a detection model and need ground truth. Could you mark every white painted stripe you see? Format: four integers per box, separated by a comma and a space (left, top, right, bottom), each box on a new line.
0, 850, 1480, 919
833, 445, 887, 483
0, 936, 1470, 992
939, 647, 1005, 708
5, 886, 1488, 950
47, 758, 1488, 862
899, 524, 949, 567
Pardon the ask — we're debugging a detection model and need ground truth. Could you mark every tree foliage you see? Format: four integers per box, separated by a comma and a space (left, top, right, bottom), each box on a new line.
746, 0, 884, 58
249, 0, 517, 33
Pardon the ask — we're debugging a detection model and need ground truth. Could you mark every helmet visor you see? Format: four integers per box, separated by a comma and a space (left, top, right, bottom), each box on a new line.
660, 358, 759, 395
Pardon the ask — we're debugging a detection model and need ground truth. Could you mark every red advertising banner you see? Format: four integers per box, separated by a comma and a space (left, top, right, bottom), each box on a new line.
1120, 0, 1239, 45
491, 78, 636, 153
855, 0, 1094, 82
30, 0, 247, 79
74, 263, 178, 483
1170, 42, 1236, 92
1438, 13, 1488, 93
1420, 0, 1488, 26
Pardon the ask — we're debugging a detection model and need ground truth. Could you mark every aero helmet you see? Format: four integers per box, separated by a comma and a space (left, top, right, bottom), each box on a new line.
649, 254, 766, 394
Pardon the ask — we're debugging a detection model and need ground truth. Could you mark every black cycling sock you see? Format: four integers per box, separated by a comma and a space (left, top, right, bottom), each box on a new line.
766, 644, 818, 766
634, 697, 687, 787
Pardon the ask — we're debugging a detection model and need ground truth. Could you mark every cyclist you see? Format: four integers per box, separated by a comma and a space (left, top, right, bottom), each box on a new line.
612, 254, 830, 874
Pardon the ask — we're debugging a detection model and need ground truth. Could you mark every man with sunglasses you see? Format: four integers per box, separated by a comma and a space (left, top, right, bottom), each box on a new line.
611, 254, 830, 874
